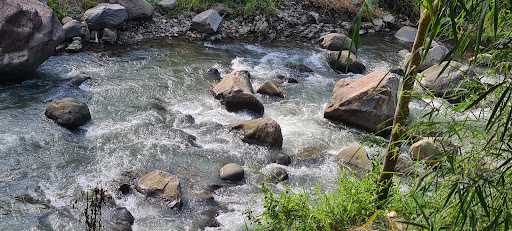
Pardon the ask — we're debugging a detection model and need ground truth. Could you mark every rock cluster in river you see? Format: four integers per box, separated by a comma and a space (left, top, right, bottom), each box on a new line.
0, 0, 64, 80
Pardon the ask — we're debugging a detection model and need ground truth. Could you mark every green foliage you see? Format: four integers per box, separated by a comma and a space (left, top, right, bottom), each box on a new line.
82, 0, 99, 10
248, 171, 403, 230
176, 0, 281, 15
48, 0, 68, 19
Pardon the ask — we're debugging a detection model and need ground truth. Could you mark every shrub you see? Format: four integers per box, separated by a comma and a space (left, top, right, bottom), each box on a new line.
48, 0, 68, 19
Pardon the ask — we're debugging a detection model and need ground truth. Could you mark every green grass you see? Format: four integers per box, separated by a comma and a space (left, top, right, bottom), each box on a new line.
48, 0, 68, 19
175, 0, 281, 15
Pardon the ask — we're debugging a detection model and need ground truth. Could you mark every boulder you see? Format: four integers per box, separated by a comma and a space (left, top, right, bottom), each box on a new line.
319, 33, 355, 53
157, 0, 177, 10
270, 152, 292, 166
257, 81, 286, 98
65, 37, 82, 53
410, 138, 458, 165
0, 0, 64, 79
420, 61, 476, 100
219, 163, 244, 182
262, 164, 288, 183
403, 43, 449, 71
45, 98, 91, 129
286, 63, 314, 73
394, 26, 417, 43
109, 0, 154, 20
326, 51, 366, 74
63, 20, 82, 41
209, 70, 264, 115
101, 28, 118, 44
82, 3, 128, 30
324, 69, 399, 133
136, 170, 181, 208
336, 144, 371, 171
108, 207, 134, 231
191, 9, 223, 33
231, 117, 283, 148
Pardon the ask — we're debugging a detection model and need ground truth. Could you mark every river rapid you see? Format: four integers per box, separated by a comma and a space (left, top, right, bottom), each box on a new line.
0, 34, 411, 230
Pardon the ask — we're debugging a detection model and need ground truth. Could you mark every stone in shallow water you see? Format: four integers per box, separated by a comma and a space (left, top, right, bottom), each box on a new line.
231, 117, 283, 148
319, 33, 355, 53
257, 81, 286, 98
336, 144, 372, 171
136, 170, 181, 208
262, 164, 288, 183
108, 207, 134, 231
45, 98, 91, 129
109, 0, 154, 20
394, 26, 417, 43
325, 51, 366, 74
219, 163, 244, 182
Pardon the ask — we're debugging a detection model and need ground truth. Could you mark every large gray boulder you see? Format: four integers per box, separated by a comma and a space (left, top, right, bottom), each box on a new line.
45, 98, 91, 129
324, 69, 399, 133
82, 3, 128, 30
319, 33, 355, 53
420, 61, 476, 100
191, 9, 223, 33
395, 26, 417, 43
109, 0, 154, 20
209, 70, 264, 115
326, 51, 366, 74
0, 0, 64, 80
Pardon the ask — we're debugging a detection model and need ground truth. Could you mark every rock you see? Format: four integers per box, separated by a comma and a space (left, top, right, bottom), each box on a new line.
231, 117, 283, 148
65, 38, 82, 53
209, 70, 264, 116
136, 170, 181, 208
63, 20, 82, 41
45, 98, 91, 129
61, 16, 74, 25
420, 61, 476, 100
67, 75, 91, 87
324, 69, 399, 133
109, 0, 154, 20
157, 0, 177, 10
296, 146, 325, 161
219, 163, 244, 181
0, 0, 64, 79
101, 28, 118, 44
173, 114, 195, 128
82, 3, 128, 30
118, 184, 131, 195
286, 63, 314, 73
257, 81, 286, 98
319, 33, 355, 52
270, 152, 291, 166
403, 43, 449, 71
336, 144, 371, 171
206, 68, 221, 81
410, 138, 457, 165
108, 207, 134, 231
191, 9, 223, 34
326, 51, 366, 74
262, 164, 288, 183
394, 26, 417, 43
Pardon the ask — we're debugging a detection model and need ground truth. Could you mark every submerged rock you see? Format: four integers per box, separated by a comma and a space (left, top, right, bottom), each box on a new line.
109, 0, 154, 20
82, 4, 128, 30
108, 207, 135, 231
270, 152, 292, 166
209, 70, 264, 116
336, 144, 371, 171
326, 51, 366, 74
319, 33, 355, 53
0, 0, 64, 79
191, 9, 223, 33
262, 164, 288, 183
286, 63, 314, 73
257, 81, 286, 98
394, 26, 417, 43
231, 117, 283, 148
219, 163, 244, 182
324, 69, 399, 133
45, 98, 91, 129
102, 28, 118, 44
136, 170, 181, 208
420, 61, 476, 101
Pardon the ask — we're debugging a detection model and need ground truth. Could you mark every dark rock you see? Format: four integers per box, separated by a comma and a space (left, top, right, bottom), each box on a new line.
326, 51, 366, 74
191, 9, 223, 34
157, 0, 177, 10
101, 28, 118, 44
63, 20, 82, 41
82, 3, 128, 30
319, 33, 355, 53
231, 117, 283, 148
108, 207, 134, 231
45, 98, 91, 129
0, 0, 64, 79
136, 170, 181, 208
324, 69, 399, 133
262, 164, 288, 183
257, 81, 286, 98
206, 68, 221, 81
286, 63, 314, 73
65, 37, 82, 53
270, 152, 291, 166
174, 114, 195, 128
219, 163, 244, 181
109, 0, 154, 20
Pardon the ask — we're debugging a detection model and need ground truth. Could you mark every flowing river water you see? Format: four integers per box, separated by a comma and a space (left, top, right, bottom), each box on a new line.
0, 34, 412, 230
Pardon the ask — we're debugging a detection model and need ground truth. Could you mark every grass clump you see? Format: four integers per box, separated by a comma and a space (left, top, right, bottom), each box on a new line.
176, 0, 281, 15
248, 171, 403, 231
48, 0, 68, 19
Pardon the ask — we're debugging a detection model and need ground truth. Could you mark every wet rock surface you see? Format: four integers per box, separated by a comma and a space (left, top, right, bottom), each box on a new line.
231, 117, 283, 148
45, 98, 91, 129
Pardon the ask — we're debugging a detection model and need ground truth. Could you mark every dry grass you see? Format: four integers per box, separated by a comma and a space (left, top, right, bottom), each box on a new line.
305, 0, 363, 13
